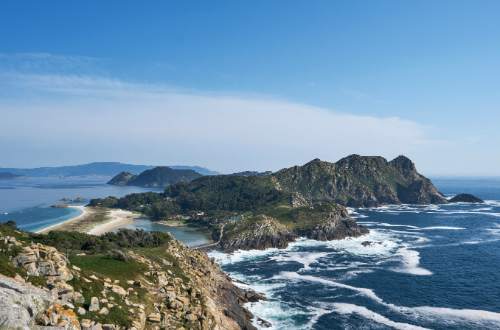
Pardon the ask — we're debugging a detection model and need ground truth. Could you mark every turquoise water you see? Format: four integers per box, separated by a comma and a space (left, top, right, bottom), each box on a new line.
0, 176, 157, 232
209, 178, 500, 329
0, 176, 210, 244
121, 218, 211, 247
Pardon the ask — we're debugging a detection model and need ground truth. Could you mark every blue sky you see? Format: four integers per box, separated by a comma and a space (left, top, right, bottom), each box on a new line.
1, 1, 499, 175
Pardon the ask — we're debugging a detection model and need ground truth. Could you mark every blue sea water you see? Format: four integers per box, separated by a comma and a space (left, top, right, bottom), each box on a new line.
209, 178, 500, 330
0, 176, 211, 244
0, 176, 157, 232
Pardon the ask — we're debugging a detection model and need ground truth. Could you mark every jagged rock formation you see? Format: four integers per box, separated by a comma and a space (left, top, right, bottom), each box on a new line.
274, 155, 447, 206
0, 224, 260, 329
449, 193, 484, 203
219, 215, 297, 251
219, 204, 367, 251
108, 166, 202, 188
300, 208, 369, 241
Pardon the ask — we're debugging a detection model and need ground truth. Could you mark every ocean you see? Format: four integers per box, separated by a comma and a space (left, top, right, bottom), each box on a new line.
2, 176, 500, 329
209, 178, 500, 329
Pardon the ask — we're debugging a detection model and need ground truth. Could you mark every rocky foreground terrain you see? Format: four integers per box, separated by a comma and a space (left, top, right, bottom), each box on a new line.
0, 222, 260, 329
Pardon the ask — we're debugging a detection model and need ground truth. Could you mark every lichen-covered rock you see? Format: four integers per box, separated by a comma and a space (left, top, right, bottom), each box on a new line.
13, 243, 73, 283
0, 274, 53, 329
37, 303, 80, 329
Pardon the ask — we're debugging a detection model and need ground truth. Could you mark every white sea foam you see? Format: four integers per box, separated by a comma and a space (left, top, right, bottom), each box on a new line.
333, 303, 430, 330
271, 251, 329, 270
414, 226, 466, 231
208, 247, 278, 265
280, 272, 500, 327
391, 247, 433, 276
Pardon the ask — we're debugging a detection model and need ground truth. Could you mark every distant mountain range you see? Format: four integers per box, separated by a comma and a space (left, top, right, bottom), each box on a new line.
108, 166, 202, 188
0, 162, 218, 177
0, 172, 20, 179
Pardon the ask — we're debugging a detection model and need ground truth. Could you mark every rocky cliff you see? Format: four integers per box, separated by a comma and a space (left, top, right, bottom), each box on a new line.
219, 215, 297, 251
0, 223, 259, 329
274, 155, 447, 206
218, 203, 368, 251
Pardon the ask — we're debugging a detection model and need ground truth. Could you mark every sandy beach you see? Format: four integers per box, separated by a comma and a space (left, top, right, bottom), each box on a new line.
37, 206, 140, 236
87, 209, 139, 235
36, 205, 88, 234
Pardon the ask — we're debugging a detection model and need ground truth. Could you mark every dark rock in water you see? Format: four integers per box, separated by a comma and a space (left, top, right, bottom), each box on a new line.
449, 193, 484, 203
302, 211, 369, 241
362, 241, 372, 247
257, 317, 272, 328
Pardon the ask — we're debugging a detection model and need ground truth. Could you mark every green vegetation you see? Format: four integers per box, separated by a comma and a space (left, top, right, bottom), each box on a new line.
70, 254, 147, 282
108, 166, 202, 188
31, 228, 172, 253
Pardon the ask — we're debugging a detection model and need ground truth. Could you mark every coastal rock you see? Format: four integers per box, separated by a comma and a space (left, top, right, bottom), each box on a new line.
13, 243, 73, 284
219, 215, 297, 251
0, 274, 53, 329
449, 193, 484, 203
89, 296, 100, 312
37, 303, 80, 329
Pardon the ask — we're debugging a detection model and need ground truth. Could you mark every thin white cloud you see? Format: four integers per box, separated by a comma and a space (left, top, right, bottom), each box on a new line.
0, 72, 444, 173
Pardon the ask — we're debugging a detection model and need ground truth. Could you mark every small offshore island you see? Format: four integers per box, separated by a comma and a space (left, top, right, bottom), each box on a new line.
0, 154, 483, 329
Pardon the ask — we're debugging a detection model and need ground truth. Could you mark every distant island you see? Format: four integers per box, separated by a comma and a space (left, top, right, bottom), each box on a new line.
108, 166, 203, 188
0, 172, 20, 179
0, 162, 217, 177
91, 154, 478, 251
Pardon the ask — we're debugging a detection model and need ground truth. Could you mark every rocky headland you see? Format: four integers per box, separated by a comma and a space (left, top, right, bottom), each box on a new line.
91, 155, 456, 251
108, 166, 202, 188
0, 222, 260, 329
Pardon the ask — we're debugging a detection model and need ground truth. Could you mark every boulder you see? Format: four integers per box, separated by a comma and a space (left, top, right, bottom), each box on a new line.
449, 193, 484, 203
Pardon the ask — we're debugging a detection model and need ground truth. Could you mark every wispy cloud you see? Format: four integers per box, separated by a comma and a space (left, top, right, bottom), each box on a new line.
0, 71, 443, 173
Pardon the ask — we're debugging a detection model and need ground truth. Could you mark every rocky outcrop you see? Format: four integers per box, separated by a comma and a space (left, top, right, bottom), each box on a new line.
299, 207, 369, 240
219, 215, 297, 252
0, 274, 53, 329
13, 243, 73, 284
0, 224, 260, 330
449, 193, 484, 203
274, 155, 447, 207
219, 205, 368, 251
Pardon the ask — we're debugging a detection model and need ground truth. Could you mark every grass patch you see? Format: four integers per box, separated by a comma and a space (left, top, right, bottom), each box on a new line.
70, 254, 147, 282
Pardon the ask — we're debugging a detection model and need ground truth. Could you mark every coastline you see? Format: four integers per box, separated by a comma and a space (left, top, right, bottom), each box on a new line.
36, 205, 140, 236
35, 205, 88, 234
87, 209, 139, 235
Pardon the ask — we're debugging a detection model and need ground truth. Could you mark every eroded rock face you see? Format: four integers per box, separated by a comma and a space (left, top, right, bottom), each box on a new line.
0, 274, 53, 329
13, 243, 73, 283
219, 215, 297, 252
304, 216, 369, 241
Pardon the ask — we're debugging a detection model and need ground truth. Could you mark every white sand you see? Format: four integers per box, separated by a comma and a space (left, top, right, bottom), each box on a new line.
87, 209, 138, 235
36, 205, 88, 234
